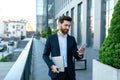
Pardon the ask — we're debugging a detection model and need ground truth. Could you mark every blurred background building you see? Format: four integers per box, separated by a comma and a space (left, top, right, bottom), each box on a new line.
36, 0, 55, 33
36, 0, 44, 33
3, 20, 26, 38
36, 0, 117, 50
54, 0, 118, 50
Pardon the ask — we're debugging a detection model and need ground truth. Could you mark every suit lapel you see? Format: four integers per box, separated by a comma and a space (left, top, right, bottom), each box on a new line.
67, 35, 70, 56
55, 34, 60, 56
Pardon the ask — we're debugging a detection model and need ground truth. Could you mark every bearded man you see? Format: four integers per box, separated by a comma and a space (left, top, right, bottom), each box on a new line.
43, 15, 85, 80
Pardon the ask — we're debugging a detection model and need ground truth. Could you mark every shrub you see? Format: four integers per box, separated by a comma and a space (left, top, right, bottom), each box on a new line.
40, 28, 58, 38
40, 32, 48, 38
99, 0, 120, 69
52, 29, 58, 34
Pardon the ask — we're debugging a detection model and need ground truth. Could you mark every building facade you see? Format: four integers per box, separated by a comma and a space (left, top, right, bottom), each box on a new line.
36, 0, 44, 33
48, 0, 55, 29
54, 0, 118, 50
3, 21, 26, 38
36, 0, 49, 33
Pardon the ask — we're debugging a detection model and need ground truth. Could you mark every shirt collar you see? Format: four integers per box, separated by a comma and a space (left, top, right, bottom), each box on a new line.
57, 31, 67, 38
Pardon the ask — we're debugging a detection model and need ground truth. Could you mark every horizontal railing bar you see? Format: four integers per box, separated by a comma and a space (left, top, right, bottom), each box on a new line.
4, 38, 33, 80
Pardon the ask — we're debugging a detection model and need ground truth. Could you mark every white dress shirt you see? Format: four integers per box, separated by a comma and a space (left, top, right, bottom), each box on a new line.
58, 33, 67, 67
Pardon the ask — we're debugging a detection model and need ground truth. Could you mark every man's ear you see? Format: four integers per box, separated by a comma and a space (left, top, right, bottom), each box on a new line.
58, 22, 61, 27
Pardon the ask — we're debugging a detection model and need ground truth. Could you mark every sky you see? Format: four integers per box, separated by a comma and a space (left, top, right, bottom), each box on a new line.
0, 0, 36, 31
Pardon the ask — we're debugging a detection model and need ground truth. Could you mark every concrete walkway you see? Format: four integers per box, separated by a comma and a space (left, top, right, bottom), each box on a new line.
32, 38, 98, 80
32, 38, 51, 80
76, 48, 98, 80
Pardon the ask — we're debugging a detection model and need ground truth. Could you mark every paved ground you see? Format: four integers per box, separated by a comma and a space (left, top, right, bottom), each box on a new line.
32, 38, 51, 80
0, 62, 14, 80
32, 38, 99, 80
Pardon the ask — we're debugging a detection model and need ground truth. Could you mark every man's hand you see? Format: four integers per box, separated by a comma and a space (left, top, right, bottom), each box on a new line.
77, 47, 85, 55
51, 65, 59, 73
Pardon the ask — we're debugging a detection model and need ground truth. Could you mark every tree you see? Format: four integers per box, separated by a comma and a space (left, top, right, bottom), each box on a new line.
99, 0, 120, 69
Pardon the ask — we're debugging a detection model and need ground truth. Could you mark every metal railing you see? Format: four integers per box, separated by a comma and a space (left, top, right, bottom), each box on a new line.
4, 37, 33, 80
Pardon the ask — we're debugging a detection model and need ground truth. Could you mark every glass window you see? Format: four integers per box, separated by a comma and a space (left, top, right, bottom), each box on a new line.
67, 0, 69, 4
21, 26, 23, 29
66, 11, 69, 16
13, 25, 15, 28
110, 0, 115, 10
71, 8, 74, 36
16, 24, 20, 26
13, 31, 15, 34
77, 2, 83, 45
86, 0, 94, 47
106, 0, 109, 11
105, 0, 116, 36
21, 31, 23, 34
6, 28, 8, 31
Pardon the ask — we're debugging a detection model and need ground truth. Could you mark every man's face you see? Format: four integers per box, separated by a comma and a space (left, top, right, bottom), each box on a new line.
59, 20, 71, 35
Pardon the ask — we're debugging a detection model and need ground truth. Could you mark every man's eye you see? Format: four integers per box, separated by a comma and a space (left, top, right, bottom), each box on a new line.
65, 24, 69, 26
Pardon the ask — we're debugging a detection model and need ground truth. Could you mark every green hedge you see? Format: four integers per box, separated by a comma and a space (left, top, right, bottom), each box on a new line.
0, 56, 11, 62
40, 32, 47, 38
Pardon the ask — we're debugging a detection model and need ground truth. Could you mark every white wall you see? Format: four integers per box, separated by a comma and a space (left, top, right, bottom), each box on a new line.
5, 22, 26, 38
0, 19, 4, 37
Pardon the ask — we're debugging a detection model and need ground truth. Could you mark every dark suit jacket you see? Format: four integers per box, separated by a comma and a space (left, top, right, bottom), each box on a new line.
43, 34, 82, 79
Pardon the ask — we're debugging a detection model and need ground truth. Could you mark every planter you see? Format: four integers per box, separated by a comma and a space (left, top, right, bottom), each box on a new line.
93, 59, 120, 80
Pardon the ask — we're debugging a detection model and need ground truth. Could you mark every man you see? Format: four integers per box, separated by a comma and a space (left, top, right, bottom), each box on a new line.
43, 15, 85, 80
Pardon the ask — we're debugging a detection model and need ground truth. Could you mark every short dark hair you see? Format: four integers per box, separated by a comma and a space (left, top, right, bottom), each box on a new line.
58, 15, 72, 23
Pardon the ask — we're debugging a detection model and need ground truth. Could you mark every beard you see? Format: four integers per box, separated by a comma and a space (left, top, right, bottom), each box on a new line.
60, 28, 69, 35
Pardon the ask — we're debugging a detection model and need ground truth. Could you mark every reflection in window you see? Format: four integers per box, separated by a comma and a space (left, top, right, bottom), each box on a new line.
71, 8, 74, 36
105, 0, 116, 36
86, 0, 94, 47
90, 0, 94, 35
77, 2, 83, 45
